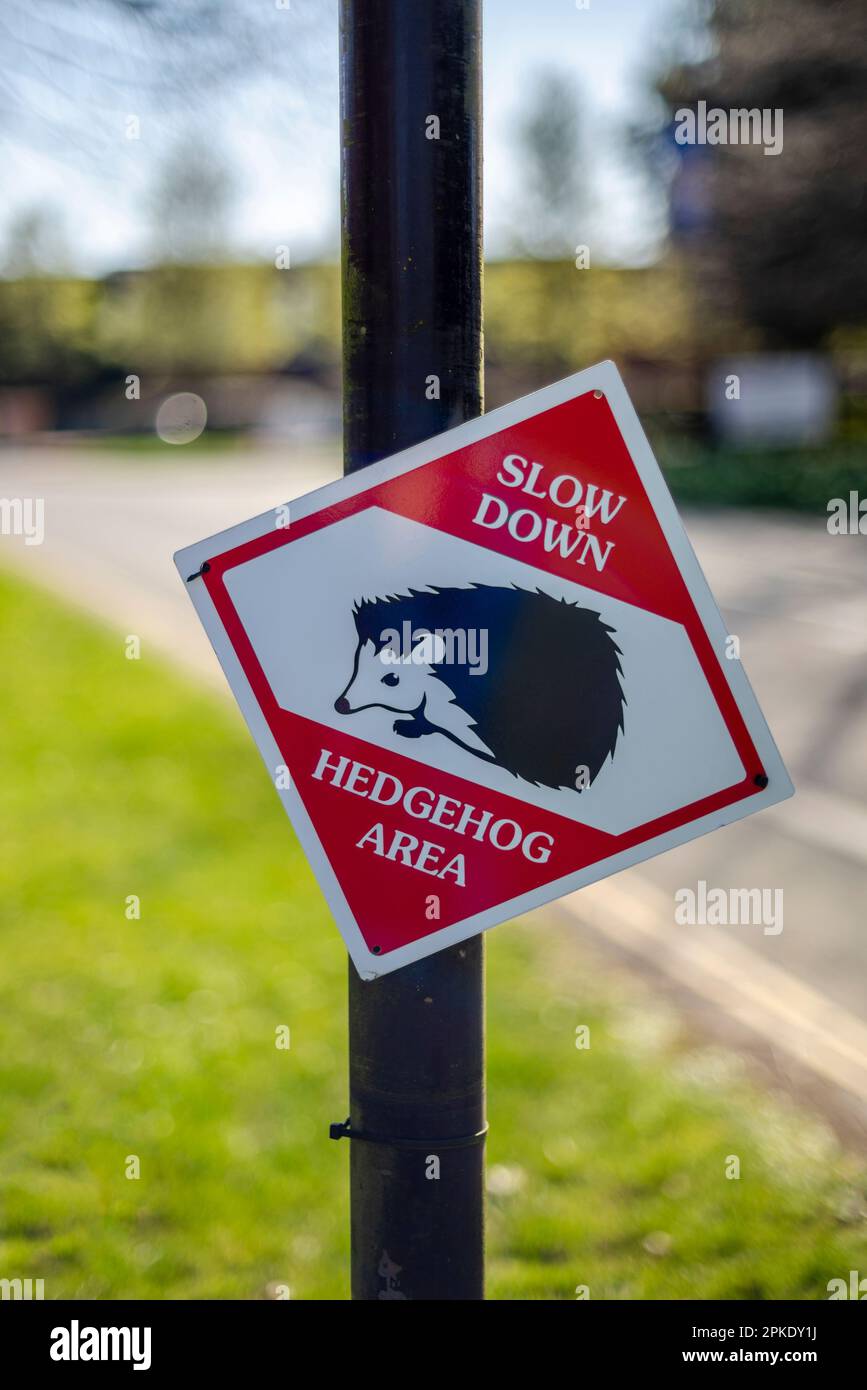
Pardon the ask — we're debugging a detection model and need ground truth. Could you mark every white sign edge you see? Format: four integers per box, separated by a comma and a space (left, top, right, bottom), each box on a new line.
174, 358, 794, 980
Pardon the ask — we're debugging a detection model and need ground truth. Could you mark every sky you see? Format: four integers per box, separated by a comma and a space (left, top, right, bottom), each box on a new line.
0, 0, 706, 274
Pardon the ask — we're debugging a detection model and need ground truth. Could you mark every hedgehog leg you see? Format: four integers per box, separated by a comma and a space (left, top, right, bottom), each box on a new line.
393, 719, 428, 739
393, 713, 439, 739
393, 698, 438, 739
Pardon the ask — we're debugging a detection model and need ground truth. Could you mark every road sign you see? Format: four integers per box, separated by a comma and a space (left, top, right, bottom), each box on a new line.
175, 360, 793, 979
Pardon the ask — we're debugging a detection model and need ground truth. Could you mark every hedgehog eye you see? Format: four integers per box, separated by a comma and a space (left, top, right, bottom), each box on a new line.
382, 672, 399, 687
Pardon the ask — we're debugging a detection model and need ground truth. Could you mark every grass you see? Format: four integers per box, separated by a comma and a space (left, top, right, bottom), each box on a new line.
656, 435, 867, 514
88, 431, 247, 454
1, 570, 866, 1300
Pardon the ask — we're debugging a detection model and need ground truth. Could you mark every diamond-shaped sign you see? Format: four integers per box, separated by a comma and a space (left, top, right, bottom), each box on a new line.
175, 361, 792, 978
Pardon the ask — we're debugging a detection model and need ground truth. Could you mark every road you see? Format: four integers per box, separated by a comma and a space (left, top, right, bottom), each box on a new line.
3, 443, 867, 1119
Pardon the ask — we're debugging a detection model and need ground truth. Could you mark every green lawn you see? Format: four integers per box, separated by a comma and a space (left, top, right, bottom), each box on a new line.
656, 436, 867, 514
1, 571, 865, 1300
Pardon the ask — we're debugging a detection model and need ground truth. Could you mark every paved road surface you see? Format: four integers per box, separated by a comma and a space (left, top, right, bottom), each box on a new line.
3, 444, 867, 1112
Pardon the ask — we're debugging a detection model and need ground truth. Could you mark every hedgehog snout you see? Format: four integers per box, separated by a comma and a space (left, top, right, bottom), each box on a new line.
334, 696, 351, 715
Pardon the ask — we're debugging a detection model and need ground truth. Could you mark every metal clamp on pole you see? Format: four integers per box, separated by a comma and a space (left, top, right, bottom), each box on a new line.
330, 1118, 489, 1151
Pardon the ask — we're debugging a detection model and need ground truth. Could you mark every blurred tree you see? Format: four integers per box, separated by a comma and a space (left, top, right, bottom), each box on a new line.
149, 135, 234, 264
512, 69, 586, 259
656, 0, 867, 347
138, 139, 228, 373
0, 205, 93, 384
2, 206, 68, 277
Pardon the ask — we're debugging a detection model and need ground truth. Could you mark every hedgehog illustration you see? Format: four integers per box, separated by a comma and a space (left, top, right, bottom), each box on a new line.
333, 584, 625, 792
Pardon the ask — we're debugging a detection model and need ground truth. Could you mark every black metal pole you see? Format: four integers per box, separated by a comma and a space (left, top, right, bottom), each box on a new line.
339, 0, 485, 1300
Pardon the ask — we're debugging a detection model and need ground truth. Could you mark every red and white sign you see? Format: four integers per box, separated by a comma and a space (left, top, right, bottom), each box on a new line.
176, 361, 792, 978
